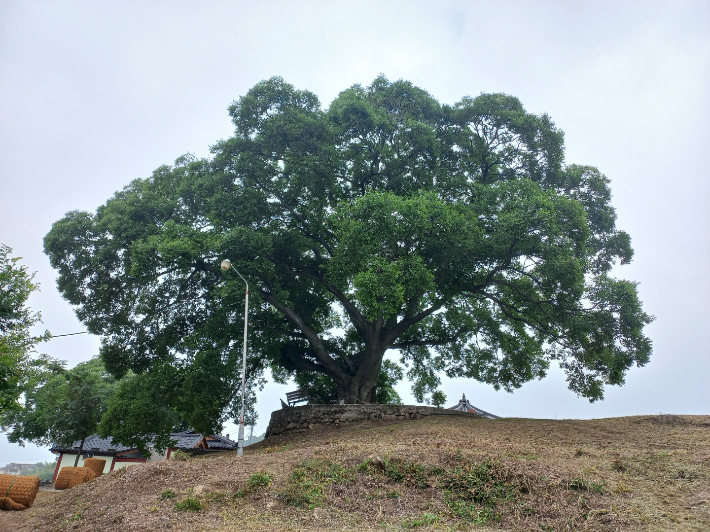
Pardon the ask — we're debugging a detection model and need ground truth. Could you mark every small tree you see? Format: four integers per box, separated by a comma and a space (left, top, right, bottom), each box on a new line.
98, 357, 262, 454
98, 366, 185, 454
1, 358, 116, 466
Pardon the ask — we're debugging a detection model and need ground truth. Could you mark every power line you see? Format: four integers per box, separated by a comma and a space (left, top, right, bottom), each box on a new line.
49, 331, 88, 338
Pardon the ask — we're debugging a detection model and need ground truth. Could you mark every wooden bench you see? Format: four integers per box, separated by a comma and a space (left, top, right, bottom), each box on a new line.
285, 389, 309, 407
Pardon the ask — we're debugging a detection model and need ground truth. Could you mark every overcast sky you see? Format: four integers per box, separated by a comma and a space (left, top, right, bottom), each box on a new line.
1, 0, 708, 466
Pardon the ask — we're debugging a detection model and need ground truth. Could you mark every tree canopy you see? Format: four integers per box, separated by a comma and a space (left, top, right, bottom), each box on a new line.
44, 77, 653, 437
0, 244, 51, 414
1, 358, 116, 466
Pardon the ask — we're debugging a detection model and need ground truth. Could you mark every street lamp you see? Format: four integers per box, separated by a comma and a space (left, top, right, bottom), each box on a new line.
220, 259, 249, 457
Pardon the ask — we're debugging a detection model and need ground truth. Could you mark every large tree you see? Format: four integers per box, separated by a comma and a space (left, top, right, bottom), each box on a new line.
44, 77, 653, 430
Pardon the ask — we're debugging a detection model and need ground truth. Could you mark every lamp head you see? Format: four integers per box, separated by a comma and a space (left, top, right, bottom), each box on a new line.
220, 260, 232, 272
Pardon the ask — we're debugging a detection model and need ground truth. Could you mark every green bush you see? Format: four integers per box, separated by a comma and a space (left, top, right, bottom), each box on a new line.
247, 471, 272, 488
175, 496, 202, 512
235, 471, 273, 498
159, 489, 176, 500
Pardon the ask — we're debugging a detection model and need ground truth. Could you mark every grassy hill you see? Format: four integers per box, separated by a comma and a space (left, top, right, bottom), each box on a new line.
3, 414, 709, 531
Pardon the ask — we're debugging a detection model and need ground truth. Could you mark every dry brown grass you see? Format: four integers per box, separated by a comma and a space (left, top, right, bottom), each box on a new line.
2, 414, 709, 531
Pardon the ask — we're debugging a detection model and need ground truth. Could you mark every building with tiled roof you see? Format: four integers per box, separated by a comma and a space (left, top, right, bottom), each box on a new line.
0, 463, 35, 475
50, 430, 238, 482
449, 394, 500, 419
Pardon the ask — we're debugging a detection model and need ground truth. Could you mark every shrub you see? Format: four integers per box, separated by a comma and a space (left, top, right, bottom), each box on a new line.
159, 489, 176, 500
247, 471, 272, 488
171, 450, 190, 462
235, 471, 273, 498
175, 496, 202, 512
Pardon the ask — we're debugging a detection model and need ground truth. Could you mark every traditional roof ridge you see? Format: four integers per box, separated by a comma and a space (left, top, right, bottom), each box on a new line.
449, 393, 500, 419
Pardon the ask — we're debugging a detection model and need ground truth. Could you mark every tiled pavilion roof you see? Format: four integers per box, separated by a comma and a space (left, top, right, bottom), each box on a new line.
449, 394, 500, 419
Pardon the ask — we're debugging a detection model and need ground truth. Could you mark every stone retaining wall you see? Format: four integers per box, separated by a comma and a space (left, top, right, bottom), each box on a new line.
265, 404, 480, 437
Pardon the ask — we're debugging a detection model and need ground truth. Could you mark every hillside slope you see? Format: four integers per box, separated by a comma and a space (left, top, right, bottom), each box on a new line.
3, 414, 709, 531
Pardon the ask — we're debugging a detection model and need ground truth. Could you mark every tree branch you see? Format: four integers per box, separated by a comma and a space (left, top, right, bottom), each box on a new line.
383, 298, 447, 345
391, 328, 468, 349
258, 289, 345, 379
278, 266, 370, 341
272, 328, 308, 340
482, 292, 561, 340
404, 289, 425, 319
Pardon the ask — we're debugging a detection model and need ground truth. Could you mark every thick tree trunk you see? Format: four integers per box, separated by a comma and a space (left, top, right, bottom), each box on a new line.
338, 344, 385, 404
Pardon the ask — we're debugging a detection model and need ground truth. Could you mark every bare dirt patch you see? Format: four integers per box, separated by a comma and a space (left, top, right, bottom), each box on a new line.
3, 414, 709, 531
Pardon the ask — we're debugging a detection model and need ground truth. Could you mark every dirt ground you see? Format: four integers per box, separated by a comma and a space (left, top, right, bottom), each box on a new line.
2, 414, 709, 531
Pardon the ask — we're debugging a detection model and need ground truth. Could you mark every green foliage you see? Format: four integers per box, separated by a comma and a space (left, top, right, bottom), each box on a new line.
294, 359, 403, 404
439, 460, 522, 524
360, 455, 524, 525
278, 458, 351, 508
235, 471, 273, 498
204, 491, 225, 503
247, 471, 272, 488
1, 357, 116, 454
402, 513, 439, 528
568, 476, 605, 494
65, 512, 82, 523
159, 489, 176, 500
439, 460, 520, 505
362, 456, 435, 488
430, 390, 446, 408
375, 360, 404, 404
0, 244, 52, 414
20, 461, 57, 482
446, 501, 499, 525
175, 495, 202, 512
98, 367, 183, 454
357, 458, 373, 472
170, 450, 190, 461
44, 75, 653, 435
292, 371, 339, 404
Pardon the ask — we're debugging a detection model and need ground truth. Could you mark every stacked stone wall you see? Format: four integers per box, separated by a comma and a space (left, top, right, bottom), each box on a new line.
266, 404, 480, 437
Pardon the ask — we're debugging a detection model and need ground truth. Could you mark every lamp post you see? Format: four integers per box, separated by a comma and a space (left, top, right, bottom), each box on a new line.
220, 259, 248, 457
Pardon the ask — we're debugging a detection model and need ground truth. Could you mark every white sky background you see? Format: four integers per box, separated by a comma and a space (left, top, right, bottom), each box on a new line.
1, 0, 708, 466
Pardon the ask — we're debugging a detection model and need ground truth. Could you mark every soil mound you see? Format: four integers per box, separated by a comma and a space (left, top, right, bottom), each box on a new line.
3, 414, 710, 531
